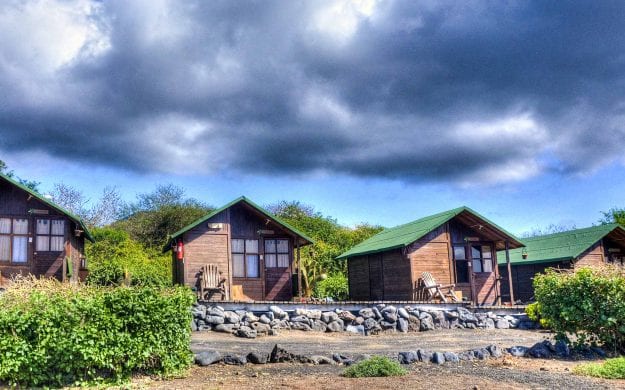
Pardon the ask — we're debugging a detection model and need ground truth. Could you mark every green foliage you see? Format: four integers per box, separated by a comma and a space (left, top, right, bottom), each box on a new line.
525, 302, 551, 328
574, 357, 625, 379
86, 227, 171, 287
115, 184, 212, 249
532, 268, 625, 352
314, 273, 349, 300
0, 159, 40, 191
268, 201, 383, 295
600, 207, 625, 226
0, 278, 195, 387
343, 356, 407, 378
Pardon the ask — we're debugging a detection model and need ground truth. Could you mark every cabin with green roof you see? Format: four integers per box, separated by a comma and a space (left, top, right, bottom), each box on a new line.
497, 224, 625, 302
337, 207, 524, 305
0, 173, 94, 286
164, 196, 313, 301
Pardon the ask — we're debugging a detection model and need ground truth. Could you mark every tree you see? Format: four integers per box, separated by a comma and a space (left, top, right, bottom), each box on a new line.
520, 223, 577, 238
49, 183, 123, 227
0, 159, 40, 191
600, 208, 625, 226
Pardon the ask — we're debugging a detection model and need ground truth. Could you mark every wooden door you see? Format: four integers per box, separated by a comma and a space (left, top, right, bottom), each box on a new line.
368, 254, 384, 300
264, 238, 292, 300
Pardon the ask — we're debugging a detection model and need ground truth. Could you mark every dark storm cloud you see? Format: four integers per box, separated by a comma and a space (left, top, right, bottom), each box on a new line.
1, 0, 624, 184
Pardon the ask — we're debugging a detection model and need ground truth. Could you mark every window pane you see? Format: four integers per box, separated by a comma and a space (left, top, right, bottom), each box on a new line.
232, 254, 245, 277
453, 246, 465, 260
13, 219, 28, 234
266, 254, 277, 268
231, 239, 244, 253
483, 258, 493, 272
455, 260, 469, 283
51, 236, 64, 251
471, 245, 481, 259
51, 220, 65, 235
276, 239, 289, 253
245, 240, 258, 254
246, 255, 259, 277
36, 235, 49, 251
482, 246, 492, 259
264, 239, 276, 254
0, 218, 10, 234
277, 254, 289, 267
12, 236, 27, 262
36, 219, 50, 235
0, 236, 9, 261
472, 259, 482, 272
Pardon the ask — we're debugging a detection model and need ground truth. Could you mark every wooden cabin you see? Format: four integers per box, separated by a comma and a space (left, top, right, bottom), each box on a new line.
164, 196, 313, 301
0, 173, 93, 286
337, 207, 524, 305
497, 224, 625, 302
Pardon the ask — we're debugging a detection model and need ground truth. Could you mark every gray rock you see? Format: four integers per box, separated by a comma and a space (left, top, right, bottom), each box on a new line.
359, 308, 375, 319
244, 312, 259, 323
259, 314, 271, 324
326, 319, 344, 332
235, 326, 257, 338
206, 315, 225, 325
445, 310, 459, 320
311, 355, 335, 365
246, 352, 268, 364
269, 319, 282, 328
518, 321, 536, 330
431, 352, 446, 364
398, 307, 410, 320
417, 349, 433, 362
419, 313, 435, 331
269, 344, 314, 364
213, 323, 237, 333
372, 307, 383, 320
591, 346, 607, 358
495, 318, 510, 329
235, 310, 247, 319
379, 320, 396, 330
223, 311, 240, 324
290, 315, 311, 324
398, 351, 418, 364
363, 317, 379, 330
332, 353, 355, 366
407, 315, 421, 332
458, 351, 474, 361
191, 305, 207, 320
443, 352, 459, 363
555, 340, 570, 358
198, 324, 212, 331
268, 328, 279, 336
382, 311, 398, 322
311, 320, 328, 332
208, 306, 225, 317
337, 310, 357, 322
397, 318, 408, 333
321, 311, 340, 323
353, 354, 372, 363
508, 346, 529, 357
483, 318, 495, 329
354, 316, 365, 325
381, 305, 396, 314
251, 322, 271, 334
222, 354, 247, 365
195, 350, 221, 366
465, 322, 477, 329
457, 307, 477, 323
269, 305, 287, 318
472, 349, 487, 360
486, 345, 502, 358
431, 311, 448, 329
191, 319, 198, 332
307, 309, 322, 320
290, 322, 312, 331
528, 341, 553, 358
346, 324, 365, 335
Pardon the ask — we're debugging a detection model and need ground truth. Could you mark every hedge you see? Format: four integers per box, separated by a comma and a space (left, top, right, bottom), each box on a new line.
532, 267, 625, 353
0, 278, 195, 387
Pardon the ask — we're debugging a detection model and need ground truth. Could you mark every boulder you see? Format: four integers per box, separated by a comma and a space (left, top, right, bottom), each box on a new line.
235, 310, 247, 319
268, 329, 279, 336
508, 346, 529, 357
337, 310, 356, 322
419, 313, 435, 331
198, 324, 212, 332
457, 351, 474, 361
235, 326, 257, 338
443, 352, 459, 363
382, 311, 398, 323
397, 318, 408, 333
191, 319, 198, 332
246, 352, 268, 364
290, 315, 311, 325
260, 314, 272, 324
243, 312, 260, 323
483, 318, 495, 329
398, 351, 418, 364
290, 322, 312, 331
431, 352, 446, 364
208, 306, 225, 317
222, 354, 247, 365
321, 311, 340, 323
311, 355, 335, 365
354, 316, 365, 325
269, 305, 287, 319
486, 345, 502, 358
269, 344, 314, 364
379, 320, 396, 330
326, 320, 344, 332
223, 311, 240, 324
311, 320, 328, 332
417, 349, 433, 362
332, 353, 355, 366
359, 308, 376, 319
457, 307, 477, 323
191, 305, 207, 320
528, 341, 553, 358
372, 307, 383, 320
407, 315, 421, 332
251, 322, 271, 334
431, 311, 448, 329
206, 315, 225, 325
495, 319, 510, 329
555, 340, 570, 358
398, 307, 410, 320
445, 310, 459, 320
472, 349, 487, 360
346, 324, 365, 335
195, 350, 221, 366
213, 323, 237, 333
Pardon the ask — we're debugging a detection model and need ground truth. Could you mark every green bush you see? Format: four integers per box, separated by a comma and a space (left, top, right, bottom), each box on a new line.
532, 267, 625, 352
313, 273, 349, 300
525, 302, 551, 328
343, 356, 407, 378
0, 278, 195, 387
574, 357, 625, 379
86, 227, 171, 287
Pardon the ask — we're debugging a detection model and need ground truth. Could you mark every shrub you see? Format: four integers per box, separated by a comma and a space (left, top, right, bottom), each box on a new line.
574, 357, 625, 379
343, 356, 407, 378
313, 273, 349, 300
0, 277, 195, 387
532, 267, 625, 352
525, 302, 551, 328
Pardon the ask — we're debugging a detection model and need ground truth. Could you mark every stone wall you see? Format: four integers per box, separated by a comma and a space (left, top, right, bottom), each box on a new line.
191, 303, 537, 338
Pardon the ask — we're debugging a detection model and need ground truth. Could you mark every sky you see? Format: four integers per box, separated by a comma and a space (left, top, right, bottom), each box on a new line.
1, 0, 625, 235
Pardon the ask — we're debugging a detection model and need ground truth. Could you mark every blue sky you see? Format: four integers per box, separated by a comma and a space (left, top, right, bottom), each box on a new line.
1, 1, 624, 235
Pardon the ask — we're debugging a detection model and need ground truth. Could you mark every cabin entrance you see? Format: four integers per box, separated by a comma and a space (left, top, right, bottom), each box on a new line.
263, 238, 291, 300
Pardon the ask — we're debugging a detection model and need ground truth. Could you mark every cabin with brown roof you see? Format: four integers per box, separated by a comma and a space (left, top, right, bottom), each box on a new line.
164, 196, 313, 301
337, 207, 524, 305
0, 173, 94, 286
497, 224, 625, 302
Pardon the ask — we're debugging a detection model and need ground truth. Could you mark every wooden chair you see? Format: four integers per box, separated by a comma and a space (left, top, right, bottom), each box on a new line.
421, 272, 459, 303
197, 264, 227, 301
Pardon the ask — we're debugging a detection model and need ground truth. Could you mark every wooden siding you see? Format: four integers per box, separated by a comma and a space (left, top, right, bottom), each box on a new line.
348, 256, 370, 300
498, 262, 571, 303
381, 249, 412, 300
575, 241, 605, 268
408, 225, 452, 300
473, 272, 497, 305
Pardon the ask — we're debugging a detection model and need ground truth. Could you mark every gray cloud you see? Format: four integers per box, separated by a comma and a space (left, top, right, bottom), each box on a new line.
0, 0, 624, 184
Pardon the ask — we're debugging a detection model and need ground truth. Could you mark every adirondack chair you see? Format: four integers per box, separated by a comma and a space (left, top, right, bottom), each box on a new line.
198, 264, 227, 301
421, 272, 459, 303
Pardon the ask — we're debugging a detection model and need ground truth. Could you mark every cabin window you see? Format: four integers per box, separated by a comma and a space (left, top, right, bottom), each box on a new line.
36, 219, 65, 252
453, 245, 470, 283
264, 239, 289, 268
471, 245, 493, 273
0, 217, 29, 263
231, 238, 260, 278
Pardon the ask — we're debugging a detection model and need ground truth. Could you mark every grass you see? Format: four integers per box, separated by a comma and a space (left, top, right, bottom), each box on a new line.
574, 357, 625, 379
343, 356, 407, 378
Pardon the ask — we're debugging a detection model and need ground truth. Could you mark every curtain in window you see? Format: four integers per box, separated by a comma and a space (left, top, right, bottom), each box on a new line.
36, 235, 49, 251
51, 220, 64, 235
277, 254, 289, 267
264, 239, 276, 253
232, 254, 245, 277
36, 219, 49, 234
482, 246, 493, 272
265, 254, 277, 267
245, 240, 258, 254
246, 255, 259, 277
12, 236, 27, 263
13, 219, 28, 234
231, 239, 244, 253
50, 236, 64, 251
276, 239, 288, 253
0, 218, 10, 234
0, 236, 9, 261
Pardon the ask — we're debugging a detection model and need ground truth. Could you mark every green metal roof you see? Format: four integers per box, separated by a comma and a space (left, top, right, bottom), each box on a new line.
0, 173, 94, 242
496, 224, 624, 266
337, 206, 522, 259
163, 196, 314, 251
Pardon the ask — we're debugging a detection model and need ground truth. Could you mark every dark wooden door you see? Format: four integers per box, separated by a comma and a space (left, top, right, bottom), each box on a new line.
368, 254, 384, 300
264, 239, 291, 300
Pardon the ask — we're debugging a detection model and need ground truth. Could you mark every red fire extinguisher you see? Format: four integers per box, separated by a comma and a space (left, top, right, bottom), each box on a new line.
176, 240, 184, 261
